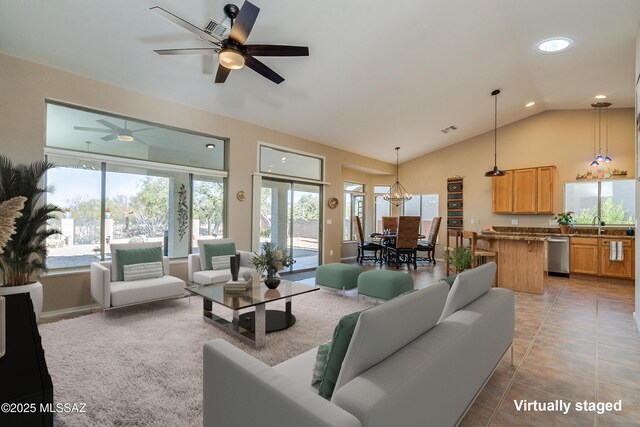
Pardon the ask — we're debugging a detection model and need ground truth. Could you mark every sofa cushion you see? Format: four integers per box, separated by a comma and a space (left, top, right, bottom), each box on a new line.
197, 238, 235, 271
333, 281, 449, 394
122, 261, 163, 282
273, 346, 322, 393
193, 266, 252, 285
109, 275, 185, 307
211, 255, 232, 271
438, 262, 496, 322
312, 341, 332, 385
110, 242, 162, 282
114, 246, 163, 282
204, 243, 236, 270
318, 310, 364, 399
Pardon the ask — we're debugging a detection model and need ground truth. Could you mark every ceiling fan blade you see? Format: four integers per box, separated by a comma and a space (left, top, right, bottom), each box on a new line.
228, 1, 259, 45
244, 55, 284, 84
151, 6, 222, 44
245, 45, 309, 57
131, 127, 155, 134
134, 136, 150, 146
101, 134, 117, 141
96, 119, 121, 131
215, 65, 231, 83
154, 48, 220, 55
73, 126, 112, 133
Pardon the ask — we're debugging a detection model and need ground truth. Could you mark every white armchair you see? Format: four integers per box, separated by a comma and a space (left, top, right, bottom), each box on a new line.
91, 241, 185, 310
188, 238, 254, 285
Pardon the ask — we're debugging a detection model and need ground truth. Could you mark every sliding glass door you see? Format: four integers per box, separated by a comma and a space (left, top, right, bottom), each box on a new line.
260, 179, 321, 271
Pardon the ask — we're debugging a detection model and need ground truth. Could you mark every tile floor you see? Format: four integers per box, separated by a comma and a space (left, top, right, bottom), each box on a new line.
362, 262, 640, 426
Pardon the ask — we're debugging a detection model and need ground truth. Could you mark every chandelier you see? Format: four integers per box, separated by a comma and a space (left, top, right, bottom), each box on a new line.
384, 147, 412, 207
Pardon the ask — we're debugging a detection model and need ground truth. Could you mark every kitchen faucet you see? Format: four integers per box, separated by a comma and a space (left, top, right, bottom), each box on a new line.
592, 215, 603, 235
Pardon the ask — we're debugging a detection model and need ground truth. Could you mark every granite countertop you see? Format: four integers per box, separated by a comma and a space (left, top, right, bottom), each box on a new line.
491, 227, 635, 240
479, 233, 548, 242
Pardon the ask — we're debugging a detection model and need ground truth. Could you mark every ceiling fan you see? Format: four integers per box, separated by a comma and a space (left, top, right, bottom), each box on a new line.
151, 1, 309, 84
73, 120, 153, 144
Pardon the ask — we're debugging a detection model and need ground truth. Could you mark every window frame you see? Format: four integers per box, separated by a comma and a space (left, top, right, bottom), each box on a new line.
373, 185, 391, 233
343, 182, 365, 242
402, 194, 440, 234
563, 179, 635, 226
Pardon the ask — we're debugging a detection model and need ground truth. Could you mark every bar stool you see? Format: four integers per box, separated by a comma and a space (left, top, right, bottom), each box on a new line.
444, 229, 462, 275
462, 231, 498, 282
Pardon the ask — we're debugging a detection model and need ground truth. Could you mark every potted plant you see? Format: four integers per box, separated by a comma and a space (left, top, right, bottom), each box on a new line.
0, 156, 62, 320
443, 246, 475, 273
250, 242, 295, 289
554, 211, 574, 234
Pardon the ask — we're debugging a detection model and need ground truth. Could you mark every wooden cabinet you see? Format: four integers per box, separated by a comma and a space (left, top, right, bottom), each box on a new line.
492, 166, 555, 214
513, 168, 537, 213
599, 238, 634, 279
569, 237, 634, 279
536, 166, 555, 214
492, 171, 513, 213
570, 237, 599, 275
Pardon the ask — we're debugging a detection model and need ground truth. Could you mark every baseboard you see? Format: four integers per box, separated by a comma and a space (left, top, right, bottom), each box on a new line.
340, 256, 357, 262
634, 312, 640, 335
40, 304, 96, 320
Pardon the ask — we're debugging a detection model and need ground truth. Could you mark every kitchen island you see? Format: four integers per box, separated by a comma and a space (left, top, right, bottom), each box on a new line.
479, 234, 548, 294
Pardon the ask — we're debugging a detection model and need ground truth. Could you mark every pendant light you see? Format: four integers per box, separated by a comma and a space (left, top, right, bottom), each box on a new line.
383, 147, 412, 207
485, 89, 506, 177
589, 101, 612, 166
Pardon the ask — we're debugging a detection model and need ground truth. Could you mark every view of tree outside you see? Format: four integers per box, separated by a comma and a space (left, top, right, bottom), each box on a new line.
192, 177, 224, 241
565, 180, 635, 225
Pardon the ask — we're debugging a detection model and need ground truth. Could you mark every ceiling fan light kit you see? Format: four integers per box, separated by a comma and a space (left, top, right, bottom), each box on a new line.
485, 89, 507, 177
151, 1, 309, 84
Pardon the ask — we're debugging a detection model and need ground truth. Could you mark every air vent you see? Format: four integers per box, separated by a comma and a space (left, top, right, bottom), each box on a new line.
440, 125, 458, 134
204, 19, 230, 38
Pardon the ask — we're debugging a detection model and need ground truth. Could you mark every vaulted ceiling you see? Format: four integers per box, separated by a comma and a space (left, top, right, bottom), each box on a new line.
1, 0, 639, 163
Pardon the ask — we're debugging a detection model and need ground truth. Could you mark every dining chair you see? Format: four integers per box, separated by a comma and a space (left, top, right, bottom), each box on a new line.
461, 231, 498, 281
416, 217, 442, 265
387, 216, 421, 269
445, 229, 462, 275
354, 216, 383, 264
381, 216, 399, 233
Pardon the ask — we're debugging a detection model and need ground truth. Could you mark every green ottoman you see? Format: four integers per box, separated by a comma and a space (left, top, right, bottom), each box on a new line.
357, 270, 414, 301
315, 263, 363, 295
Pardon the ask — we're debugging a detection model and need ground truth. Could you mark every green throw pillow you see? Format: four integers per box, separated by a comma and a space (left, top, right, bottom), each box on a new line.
203, 243, 236, 270
116, 247, 163, 281
442, 275, 457, 288
318, 310, 363, 399
311, 341, 332, 386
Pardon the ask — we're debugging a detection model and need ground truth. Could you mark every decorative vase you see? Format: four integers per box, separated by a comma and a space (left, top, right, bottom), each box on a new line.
559, 225, 570, 234
0, 296, 5, 358
0, 281, 43, 321
264, 269, 281, 289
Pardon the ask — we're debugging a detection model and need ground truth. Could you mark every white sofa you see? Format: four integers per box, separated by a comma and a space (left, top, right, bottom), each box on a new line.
90, 242, 185, 309
203, 262, 514, 427
188, 238, 254, 285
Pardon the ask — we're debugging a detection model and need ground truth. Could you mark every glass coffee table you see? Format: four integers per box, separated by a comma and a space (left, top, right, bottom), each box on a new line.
186, 280, 318, 348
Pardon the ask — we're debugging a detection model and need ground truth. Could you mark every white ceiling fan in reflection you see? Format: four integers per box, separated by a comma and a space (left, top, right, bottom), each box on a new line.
74, 120, 153, 145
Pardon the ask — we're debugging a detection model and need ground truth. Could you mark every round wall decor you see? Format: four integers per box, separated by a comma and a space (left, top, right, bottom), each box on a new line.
328, 197, 339, 209
236, 191, 246, 202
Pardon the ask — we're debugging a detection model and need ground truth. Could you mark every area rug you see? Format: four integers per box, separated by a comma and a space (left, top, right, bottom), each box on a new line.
39, 289, 372, 426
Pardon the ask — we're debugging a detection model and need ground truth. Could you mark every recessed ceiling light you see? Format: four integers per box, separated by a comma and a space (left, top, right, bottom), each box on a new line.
536, 37, 574, 53
525, 101, 535, 107
595, 95, 607, 99
205, 143, 215, 149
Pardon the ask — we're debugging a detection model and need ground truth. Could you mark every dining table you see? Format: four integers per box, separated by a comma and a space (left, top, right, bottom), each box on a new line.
369, 232, 426, 264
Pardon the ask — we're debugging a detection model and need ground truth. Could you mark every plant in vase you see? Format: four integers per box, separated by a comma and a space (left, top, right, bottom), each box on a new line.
554, 211, 575, 234
443, 246, 475, 273
250, 242, 295, 289
0, 156, 63, 320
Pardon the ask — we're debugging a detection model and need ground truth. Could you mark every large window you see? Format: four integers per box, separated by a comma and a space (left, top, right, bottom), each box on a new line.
565, 180, 635, 225
343, 182, 364, 241
403, 194, 439, 234
45, 102, 227, 269
374, 185, 391, 233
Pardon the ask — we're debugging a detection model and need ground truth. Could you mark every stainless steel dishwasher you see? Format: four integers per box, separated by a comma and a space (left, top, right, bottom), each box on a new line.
548, 236, 570, 277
